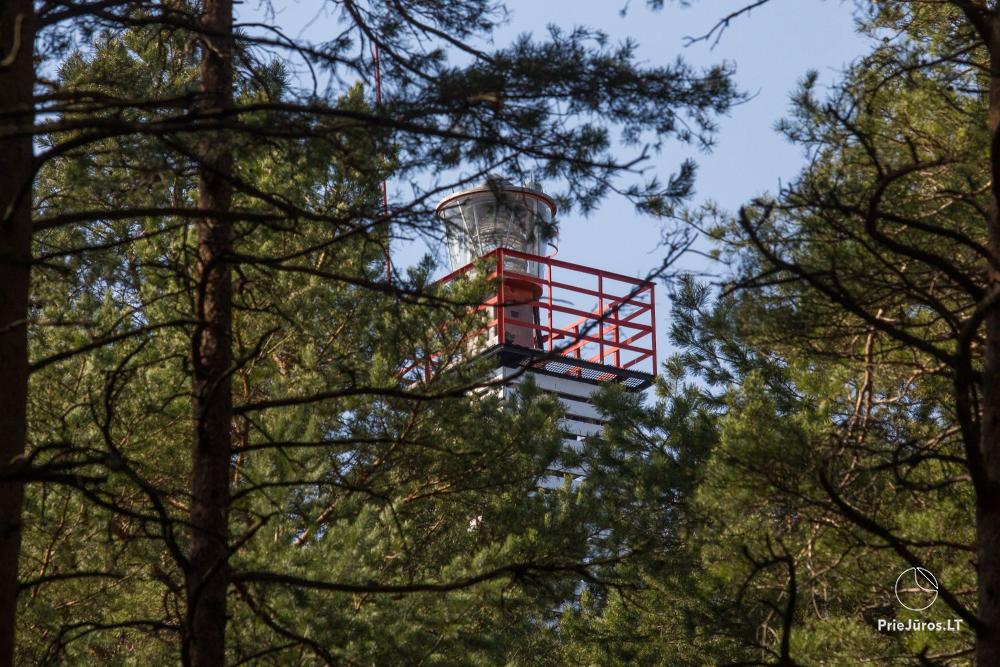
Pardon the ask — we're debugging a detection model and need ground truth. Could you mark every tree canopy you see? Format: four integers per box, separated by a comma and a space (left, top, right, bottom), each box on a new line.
9, 1, 1000, 665
1, 1, 740, 664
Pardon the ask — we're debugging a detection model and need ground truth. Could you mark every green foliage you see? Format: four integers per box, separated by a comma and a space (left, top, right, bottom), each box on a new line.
17, 5, 740, 662
513, 4, 989, 665
635, 4, 984, 664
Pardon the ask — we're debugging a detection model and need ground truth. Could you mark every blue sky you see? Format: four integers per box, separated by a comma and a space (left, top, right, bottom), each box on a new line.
489, 0, 869, 375
243, 0, 869, 371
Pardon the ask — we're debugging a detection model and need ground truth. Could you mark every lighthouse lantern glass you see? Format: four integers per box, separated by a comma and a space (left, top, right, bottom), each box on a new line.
437, 182, 555, 276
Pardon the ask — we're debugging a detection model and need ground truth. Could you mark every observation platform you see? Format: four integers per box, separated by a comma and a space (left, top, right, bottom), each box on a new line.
419, 248, 656, 391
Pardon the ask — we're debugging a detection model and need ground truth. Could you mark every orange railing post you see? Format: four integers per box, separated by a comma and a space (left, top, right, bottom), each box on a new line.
614, 314, 620, 367
546, 257, 553, 351
648, 282, 656, 374
598, 274, 604, 365
496, 249, 505, 346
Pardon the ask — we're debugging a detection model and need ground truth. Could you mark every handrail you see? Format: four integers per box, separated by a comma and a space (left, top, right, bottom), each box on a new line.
423, 248, 656, 382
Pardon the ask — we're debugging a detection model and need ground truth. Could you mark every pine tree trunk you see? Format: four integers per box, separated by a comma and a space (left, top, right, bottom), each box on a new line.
0, 4, 34, 664
185, 0, 234, 664
980, 13, 1000, 665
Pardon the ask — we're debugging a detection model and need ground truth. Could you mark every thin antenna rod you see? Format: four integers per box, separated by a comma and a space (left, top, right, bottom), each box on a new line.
373, 42, 391, 283
374, 43, 388, 214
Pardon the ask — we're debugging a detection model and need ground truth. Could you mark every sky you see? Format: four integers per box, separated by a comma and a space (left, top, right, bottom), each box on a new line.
481, 1, 870, 369
242, 0, 871, 374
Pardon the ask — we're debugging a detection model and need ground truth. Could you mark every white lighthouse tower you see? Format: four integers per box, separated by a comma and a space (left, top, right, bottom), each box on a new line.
432, 179, 657, 472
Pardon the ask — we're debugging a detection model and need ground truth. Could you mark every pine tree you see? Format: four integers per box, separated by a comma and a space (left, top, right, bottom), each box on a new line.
644, 2, 994, 662
14, 1, 741, 662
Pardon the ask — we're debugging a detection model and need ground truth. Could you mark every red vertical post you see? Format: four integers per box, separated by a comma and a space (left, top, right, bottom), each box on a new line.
598, 274, 605, 364
546, 257, 554, 351
614, 312, 620, 368
496, 249, 505, 346
648, 282, 656, 374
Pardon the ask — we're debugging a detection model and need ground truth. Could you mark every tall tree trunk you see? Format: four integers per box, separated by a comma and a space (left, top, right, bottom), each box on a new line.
185, 0, 234, 664
981, 12, 1000, 665
0, 4, 34, 664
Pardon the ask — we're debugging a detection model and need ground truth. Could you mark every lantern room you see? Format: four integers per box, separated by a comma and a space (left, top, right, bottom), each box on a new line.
436, 177, 556, 273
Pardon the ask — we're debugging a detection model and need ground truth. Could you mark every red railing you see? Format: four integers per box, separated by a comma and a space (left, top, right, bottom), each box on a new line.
432, 248, 656, 381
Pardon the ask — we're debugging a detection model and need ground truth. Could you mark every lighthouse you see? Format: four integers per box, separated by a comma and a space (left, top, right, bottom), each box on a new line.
431, 178, 656, 473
